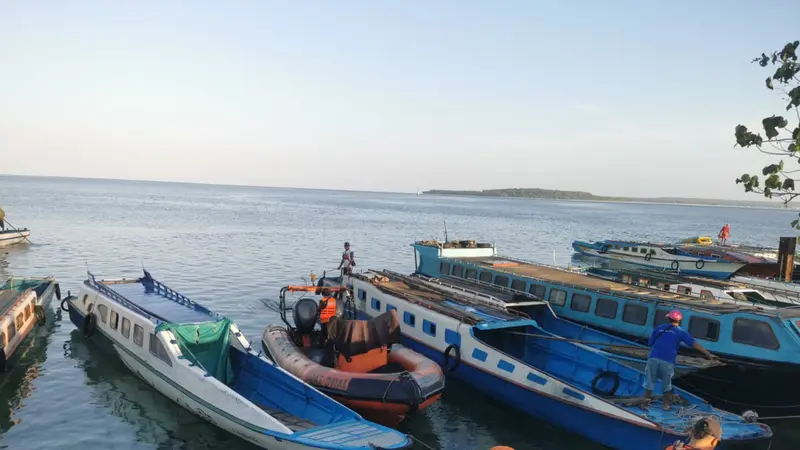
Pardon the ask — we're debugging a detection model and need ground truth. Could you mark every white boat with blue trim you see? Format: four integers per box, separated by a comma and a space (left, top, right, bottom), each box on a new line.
65, 270, 411, 450
338, 270, 772, 450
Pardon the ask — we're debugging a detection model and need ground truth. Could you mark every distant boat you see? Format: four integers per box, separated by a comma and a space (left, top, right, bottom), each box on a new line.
0, 228, 31, 247
416, 188, 422, 196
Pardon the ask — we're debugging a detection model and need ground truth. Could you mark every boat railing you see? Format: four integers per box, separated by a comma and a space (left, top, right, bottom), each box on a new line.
145, 273, 220, 319
86, 272, 170, 324
413, 274, 535, 318
445, 258, 779, 318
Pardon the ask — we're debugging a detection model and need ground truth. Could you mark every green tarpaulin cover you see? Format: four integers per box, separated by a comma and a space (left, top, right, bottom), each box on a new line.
156, 318, 233, 384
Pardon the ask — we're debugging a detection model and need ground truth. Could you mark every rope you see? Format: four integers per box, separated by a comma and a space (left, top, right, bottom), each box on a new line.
1, 219, 31, 244
678, 377, 800, 409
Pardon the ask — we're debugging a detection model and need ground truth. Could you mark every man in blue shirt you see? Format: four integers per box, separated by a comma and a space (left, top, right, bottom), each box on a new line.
645, 310, 718, 410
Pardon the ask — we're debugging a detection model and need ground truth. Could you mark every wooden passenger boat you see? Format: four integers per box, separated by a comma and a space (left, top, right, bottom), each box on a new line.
0, 276, 59, 371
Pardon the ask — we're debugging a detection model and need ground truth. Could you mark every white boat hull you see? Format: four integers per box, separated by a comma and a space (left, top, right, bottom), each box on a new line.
0, 230, 30, 247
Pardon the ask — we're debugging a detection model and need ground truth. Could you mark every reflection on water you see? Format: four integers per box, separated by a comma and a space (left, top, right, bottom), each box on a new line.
63, 329, 261, 450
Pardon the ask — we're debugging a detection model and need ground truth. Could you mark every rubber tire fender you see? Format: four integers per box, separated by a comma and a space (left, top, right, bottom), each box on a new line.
696, 260, 705, 270
590, 370, 620, 397
60, 298, 70, 312
83, 313, 97, 338
671, 261, 680, 271
443, 344, 461, 372
644, 253, 652, 261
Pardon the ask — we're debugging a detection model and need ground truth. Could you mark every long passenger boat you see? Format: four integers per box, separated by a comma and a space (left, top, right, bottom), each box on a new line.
65, 270, 411, 450
340, 270, 772, 450
412, 239, 800, 416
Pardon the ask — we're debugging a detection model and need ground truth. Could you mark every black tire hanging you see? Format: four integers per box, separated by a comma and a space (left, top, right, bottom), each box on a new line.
590, 370, 620, 397
671, 261, 679, 271
83, 313, 97, 338
599, 244, 609, 254
0, 349, 6, 373
443, 344, 461, 372
696, 260, 705, 270
644, 253, 652, 261
60, 298, 70, 312
34, 305, 46, 326
55, 283, 62, 301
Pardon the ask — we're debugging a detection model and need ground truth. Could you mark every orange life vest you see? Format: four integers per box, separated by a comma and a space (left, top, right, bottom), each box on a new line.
319, 297, 337, 324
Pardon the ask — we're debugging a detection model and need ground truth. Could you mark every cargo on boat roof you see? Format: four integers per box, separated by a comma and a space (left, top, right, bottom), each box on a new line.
412, 239, 800, 318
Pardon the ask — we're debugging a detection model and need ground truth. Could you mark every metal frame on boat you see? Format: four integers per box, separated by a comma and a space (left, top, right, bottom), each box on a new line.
65, 270, 411, 450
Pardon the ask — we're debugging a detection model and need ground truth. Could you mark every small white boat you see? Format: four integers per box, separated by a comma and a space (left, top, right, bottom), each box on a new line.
0, 229, 31, 247
65, 270, 411, 450
0, 276, 60, 371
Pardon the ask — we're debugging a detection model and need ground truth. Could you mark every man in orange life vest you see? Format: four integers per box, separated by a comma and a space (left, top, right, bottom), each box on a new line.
317, 288, 337, 346
665, 417, 722, 449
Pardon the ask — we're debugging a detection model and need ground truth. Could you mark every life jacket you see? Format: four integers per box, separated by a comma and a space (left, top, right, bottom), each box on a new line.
319, 296, 337, 324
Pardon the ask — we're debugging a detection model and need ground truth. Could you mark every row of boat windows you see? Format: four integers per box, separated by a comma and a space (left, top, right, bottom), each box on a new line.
440, 262, 781, 350
84, 295, 172, 366
613, 246, 656, 255
0, 302, 35, 348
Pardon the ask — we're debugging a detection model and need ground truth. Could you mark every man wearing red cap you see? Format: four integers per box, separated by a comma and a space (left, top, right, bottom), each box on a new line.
645, 310, 718, 410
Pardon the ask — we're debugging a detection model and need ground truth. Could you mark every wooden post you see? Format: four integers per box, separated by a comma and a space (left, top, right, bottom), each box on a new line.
777, 237, 797, 282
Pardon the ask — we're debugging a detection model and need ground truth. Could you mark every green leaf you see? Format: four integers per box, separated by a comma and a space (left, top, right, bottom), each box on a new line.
783, 178, 796, 191
766, 77, 774, 89
787, 86, 800, 110
762, 116, 787, 139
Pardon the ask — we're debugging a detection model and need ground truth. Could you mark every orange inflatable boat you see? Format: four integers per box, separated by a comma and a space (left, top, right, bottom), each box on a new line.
262, 285, 445, 426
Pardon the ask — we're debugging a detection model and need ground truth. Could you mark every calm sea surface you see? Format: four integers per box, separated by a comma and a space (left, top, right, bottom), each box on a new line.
0, 175, 798, 450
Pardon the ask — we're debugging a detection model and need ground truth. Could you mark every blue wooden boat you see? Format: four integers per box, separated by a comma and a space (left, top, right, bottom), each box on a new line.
64, 270, 411, 450
344, 270, 772, 450
413, 274, 721, 377
412, 239, 800, 416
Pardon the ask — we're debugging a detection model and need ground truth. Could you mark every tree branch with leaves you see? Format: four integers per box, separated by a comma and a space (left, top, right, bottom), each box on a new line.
734, 40, 800, 225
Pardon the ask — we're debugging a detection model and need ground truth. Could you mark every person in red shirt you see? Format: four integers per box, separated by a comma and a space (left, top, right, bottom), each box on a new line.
718, 224, 730, 245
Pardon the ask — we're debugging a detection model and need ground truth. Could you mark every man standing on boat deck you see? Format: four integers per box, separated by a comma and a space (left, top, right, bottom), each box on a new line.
718, 224, 730, 245
665, 417, 722, 449
337, 242, 356, 276
645, 310, 718, 410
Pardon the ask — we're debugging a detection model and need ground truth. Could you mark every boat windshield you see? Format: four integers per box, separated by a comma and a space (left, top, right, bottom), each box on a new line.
156, 318, 233, 384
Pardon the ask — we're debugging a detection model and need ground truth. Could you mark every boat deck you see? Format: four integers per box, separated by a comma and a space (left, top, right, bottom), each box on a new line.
0, 290, 23, 316
450, 256, 763, 312
259, 405, 317, 431
295, 420, 409, 447
108, 281, 214, 324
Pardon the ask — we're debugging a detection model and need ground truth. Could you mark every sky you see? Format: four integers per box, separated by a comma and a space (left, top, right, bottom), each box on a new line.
0, 1, 798, 199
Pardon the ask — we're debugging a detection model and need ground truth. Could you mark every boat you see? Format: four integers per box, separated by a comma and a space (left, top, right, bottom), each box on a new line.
679, 236, 714, 246
341, 269, 772, 450
64, 270, 411, 450
262, 285, 444, 426
581, 266, 799, 309
572, 239, 748, 279
0, 228, 31, 247
412, 239, 800, 416
409, 274, 720, 377
0, 276, 60, 371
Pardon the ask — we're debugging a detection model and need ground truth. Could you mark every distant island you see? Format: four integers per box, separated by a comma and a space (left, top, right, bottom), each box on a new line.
422, 188, 796, 209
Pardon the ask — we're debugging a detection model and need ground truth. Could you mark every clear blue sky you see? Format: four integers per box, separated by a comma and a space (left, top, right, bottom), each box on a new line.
0, 1, 797, 199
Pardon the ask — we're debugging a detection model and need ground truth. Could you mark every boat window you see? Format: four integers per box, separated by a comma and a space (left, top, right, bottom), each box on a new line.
622, 304, 648, 326
493, 275, 509, 288
121, 318, 131, 338
133, 324, 144, 347
8, 322, 16, 341
594, 298, 618, 319
548, 289, 567, 306
110, 311, 119, 330
623, 247, 629, 252
423, 320, 437, 337
465, 268, 477, 279
479, 271, 493, 283
640, 248, 647, 254
82, 294, 88, 305
528, 284, 546, 298
653, 309, 672, 327
357, 289, 367, 301
700, 290, 715, 299
689, 317, 720, 342
440, 262, 451, 275
24, 305, 31, 321
511, 279, 527, 291
371, 298, 381, 311
149, 333, 173, 366
403, 312, 416, 327
452, 265, 464, 278
97, 304, 108, 324
677, 286, 692, 295
570, 294, 591, 313
732, 319, 779, 350
0, 333, 5, 348
15, 314, 23, 330
649, 249, 656, 255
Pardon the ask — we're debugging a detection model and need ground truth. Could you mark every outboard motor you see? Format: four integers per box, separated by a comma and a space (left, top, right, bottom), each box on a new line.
293, 298, 319, 335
